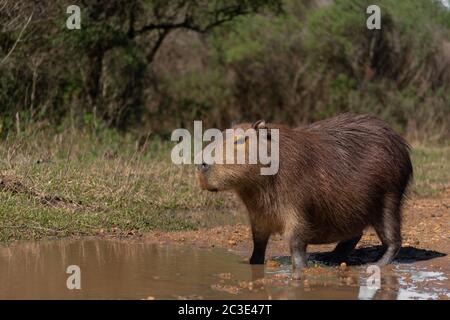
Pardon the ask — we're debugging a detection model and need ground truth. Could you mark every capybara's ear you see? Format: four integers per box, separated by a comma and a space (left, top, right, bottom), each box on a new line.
252, 120, 266, 130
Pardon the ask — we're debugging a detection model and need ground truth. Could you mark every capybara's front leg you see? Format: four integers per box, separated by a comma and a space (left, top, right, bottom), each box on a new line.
249, 228, 270, 264
289, 237, 307, 280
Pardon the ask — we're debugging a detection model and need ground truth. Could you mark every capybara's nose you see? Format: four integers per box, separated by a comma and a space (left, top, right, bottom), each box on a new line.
196, 162, 210, 173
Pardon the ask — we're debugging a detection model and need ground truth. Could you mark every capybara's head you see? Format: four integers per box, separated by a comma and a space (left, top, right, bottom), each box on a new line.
196, 120, 276, 192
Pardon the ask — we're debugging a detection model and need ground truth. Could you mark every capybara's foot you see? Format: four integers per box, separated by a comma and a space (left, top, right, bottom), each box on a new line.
249, 232, 270, 265
249, 256, 265, 265
376, 243, 401, 266
291, 269, 303, 280
289, 237, 308, 281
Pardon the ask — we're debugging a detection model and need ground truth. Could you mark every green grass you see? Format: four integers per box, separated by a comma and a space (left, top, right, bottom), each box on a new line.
0, 128, 448, 243
0, 128, 237, 243
410, 145, 450, 197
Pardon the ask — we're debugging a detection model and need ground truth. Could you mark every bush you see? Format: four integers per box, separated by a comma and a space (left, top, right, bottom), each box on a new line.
154, 0, 450, 141
1, 0, 449, 142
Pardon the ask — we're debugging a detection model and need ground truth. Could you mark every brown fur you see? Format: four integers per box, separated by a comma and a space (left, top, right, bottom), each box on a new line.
197, 113, 413, 277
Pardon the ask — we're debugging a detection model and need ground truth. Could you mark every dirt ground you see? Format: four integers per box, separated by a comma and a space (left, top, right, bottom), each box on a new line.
143, 190, 450, 266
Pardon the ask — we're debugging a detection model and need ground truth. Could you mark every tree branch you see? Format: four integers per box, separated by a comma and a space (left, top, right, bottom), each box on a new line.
0, 11, 33, 66
147, 29, 171, 63
134, 6, 253, 36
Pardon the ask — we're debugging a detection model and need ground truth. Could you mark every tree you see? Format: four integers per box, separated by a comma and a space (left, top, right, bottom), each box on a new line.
71, 0, 283, 128
0, 0, 282, 130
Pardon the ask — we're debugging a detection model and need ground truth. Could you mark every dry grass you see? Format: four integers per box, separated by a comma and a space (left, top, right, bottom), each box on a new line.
0, 127, 241, 243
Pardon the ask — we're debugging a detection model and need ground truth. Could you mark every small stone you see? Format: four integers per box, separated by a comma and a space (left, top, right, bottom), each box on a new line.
340, 262, 347, 271
218, 273, 232, 280
266, 260, 280, 268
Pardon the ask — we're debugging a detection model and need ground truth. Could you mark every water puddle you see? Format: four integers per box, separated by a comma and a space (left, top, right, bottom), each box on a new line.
0, 239, 448, 299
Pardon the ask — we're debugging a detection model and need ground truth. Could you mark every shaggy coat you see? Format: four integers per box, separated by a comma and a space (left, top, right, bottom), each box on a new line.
197, 114, 413, 278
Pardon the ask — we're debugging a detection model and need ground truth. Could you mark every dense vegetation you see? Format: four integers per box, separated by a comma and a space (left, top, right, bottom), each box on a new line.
1, 0, 449, 141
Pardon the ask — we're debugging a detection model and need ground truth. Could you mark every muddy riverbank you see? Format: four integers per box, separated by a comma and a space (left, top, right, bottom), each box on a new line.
0, 188, 447, 300
143, 194, 449, 264
140, 192, 450, 300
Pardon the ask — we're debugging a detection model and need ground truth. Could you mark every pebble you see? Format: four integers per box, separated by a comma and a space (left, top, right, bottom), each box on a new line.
266, 260, 280, 268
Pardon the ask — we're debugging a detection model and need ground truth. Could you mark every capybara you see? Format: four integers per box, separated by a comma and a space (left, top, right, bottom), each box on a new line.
196, 113, 413, 278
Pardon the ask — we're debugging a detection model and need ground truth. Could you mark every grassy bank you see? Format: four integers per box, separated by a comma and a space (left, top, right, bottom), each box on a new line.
0, 128, 240, 243
0, 128, 448, 243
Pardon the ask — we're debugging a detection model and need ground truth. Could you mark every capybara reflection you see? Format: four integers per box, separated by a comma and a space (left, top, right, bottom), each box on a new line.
196, 114, 413, 279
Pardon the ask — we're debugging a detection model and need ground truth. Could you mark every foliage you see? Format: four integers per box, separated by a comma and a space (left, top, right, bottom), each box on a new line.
1, 0, 449, 142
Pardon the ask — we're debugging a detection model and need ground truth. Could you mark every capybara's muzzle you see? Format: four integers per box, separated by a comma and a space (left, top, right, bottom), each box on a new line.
196, 163, 218, 192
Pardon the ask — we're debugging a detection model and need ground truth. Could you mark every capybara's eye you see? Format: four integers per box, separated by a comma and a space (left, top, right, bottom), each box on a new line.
197, 162, 210, 172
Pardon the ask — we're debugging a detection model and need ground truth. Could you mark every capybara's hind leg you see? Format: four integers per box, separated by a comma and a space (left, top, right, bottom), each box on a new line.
249, 227, 270, 265
374, 193, 402, 266
331, 234, 362, 261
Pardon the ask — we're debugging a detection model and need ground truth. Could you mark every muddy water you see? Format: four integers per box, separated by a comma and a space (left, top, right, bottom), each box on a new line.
0, 239, 448, 300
